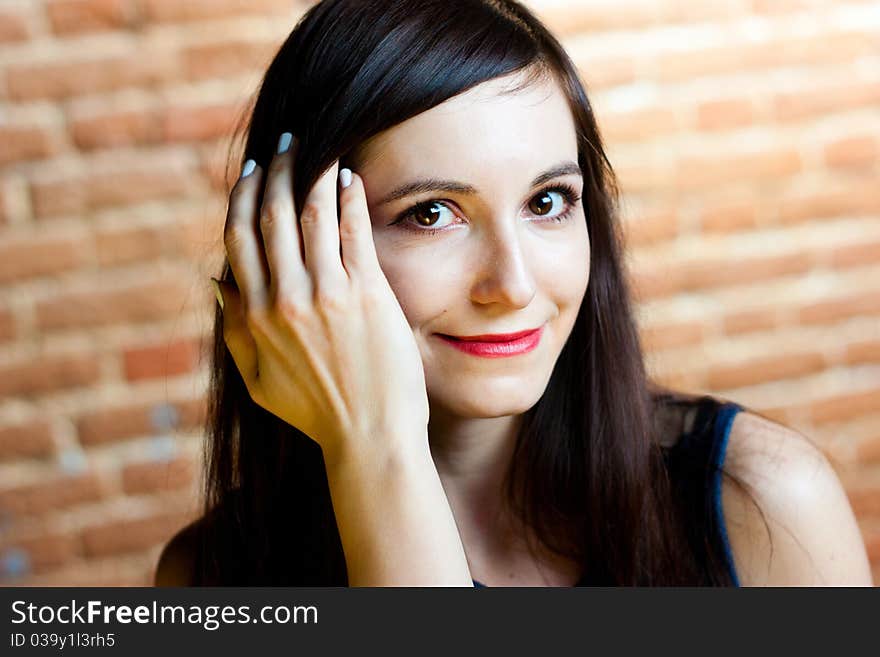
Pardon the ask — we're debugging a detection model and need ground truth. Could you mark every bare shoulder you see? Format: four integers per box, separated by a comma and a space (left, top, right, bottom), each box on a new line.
154, 518, 201, 587
720, 410, 874, 586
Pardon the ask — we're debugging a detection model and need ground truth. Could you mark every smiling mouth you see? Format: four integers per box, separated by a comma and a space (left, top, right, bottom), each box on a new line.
437, 327, 543, 342
434, 326, 544, 358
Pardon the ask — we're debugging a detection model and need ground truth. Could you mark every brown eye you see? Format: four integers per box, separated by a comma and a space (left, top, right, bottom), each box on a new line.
529, 191, 556, 216
413, 202, 445, 226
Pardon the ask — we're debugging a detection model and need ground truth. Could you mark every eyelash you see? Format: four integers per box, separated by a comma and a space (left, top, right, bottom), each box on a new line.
389, 183, 582, 236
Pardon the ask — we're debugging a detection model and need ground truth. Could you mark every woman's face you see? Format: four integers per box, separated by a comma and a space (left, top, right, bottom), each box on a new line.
352, 71, 591, 419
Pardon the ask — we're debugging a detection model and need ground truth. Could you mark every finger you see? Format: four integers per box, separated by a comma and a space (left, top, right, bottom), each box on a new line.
299, 158, 347, 290
224, 160, 270, 313
260, 133, 309, 302
337, 170, 382, 279
216, 279, 261, 398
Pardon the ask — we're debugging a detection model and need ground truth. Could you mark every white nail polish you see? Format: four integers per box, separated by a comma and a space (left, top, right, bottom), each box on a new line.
241, 159, 256, 178
339, 168, 352, 189
277, 132, 293, 154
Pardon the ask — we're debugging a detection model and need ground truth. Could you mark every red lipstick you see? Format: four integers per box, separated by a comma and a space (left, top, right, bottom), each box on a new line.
436, 326, 544, 358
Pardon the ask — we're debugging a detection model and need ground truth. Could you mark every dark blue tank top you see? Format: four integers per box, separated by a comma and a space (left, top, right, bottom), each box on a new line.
472, 397, 743, 587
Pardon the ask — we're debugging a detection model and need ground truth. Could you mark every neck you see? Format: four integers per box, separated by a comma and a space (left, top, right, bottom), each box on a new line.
427, 410, 523, 542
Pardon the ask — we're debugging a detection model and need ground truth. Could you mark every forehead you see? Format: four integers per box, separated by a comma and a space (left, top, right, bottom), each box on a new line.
353, 71, 578, 186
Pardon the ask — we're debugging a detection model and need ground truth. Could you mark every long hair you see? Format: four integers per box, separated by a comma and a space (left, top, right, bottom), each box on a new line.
197, 0, 752, 585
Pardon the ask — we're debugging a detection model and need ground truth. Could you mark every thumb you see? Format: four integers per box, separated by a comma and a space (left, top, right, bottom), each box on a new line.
212, 277, 259, 389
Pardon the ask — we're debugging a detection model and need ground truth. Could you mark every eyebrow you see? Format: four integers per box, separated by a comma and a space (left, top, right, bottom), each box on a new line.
376, 161, 583, 206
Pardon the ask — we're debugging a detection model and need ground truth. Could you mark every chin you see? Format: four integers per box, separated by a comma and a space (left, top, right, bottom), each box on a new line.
429, 380, 544, 419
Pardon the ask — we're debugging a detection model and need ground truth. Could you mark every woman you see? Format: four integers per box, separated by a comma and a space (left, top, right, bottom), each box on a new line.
155, 0, 873, 586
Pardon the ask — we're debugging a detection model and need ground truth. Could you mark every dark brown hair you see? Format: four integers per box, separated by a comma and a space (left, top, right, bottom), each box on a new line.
197, 0, 762, 586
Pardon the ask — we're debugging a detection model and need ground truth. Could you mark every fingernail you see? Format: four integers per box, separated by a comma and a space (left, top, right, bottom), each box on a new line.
339, 168, 352, 189
240, 159, 256, 179
277, 132, 293, 154
210, 277, 225, 311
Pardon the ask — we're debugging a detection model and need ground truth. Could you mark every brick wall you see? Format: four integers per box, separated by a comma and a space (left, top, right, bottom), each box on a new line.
0, 0, 877, 586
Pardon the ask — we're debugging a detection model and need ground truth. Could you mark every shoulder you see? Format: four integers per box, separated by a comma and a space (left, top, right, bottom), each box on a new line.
720, 409, 874, 586
154, 517, 201, 587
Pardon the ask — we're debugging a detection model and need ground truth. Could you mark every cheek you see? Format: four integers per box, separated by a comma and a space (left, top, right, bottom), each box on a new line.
537, 223, 591, 307
373, 246, 458, 328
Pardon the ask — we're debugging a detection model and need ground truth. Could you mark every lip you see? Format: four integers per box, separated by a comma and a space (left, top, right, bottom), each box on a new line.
435, 325, 544, 358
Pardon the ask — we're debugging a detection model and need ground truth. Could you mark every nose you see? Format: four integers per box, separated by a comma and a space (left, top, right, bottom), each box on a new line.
469, 225, 537, 309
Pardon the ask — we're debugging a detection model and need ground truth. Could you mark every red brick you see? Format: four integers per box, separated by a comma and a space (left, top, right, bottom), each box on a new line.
81, 510, 195, 557
864, 527, 880, 563
798, 290, 880, 325
0, 182, 10, 224
829, 239, 880, 270
696, 99, 756, 131
796, 31, 876, 66
162, 102, 240, 142
778, 179, 880, 225
722, 307, 781, 335
629, 266, 680, 302
810, 388, 880, 425
173, 210, 226, 259
121, 455, 196, 495
0, 421, 56, 462
0, 124, 60, 166
122, 337, 201, 381
706, 351, 827, 390
142, 0, 295, 23
31, 162, 194, 218
649, 370, 699, 392
634, 251, 814, 300
0, 233, 91, 284
846, 483, 880, 517
46, 0, 135, 35
0, 533, 82, 573
0, 176, 31, 224
652, 44, 766, 83
855, 435, 880, 465
750, 0, 814, 14
537, 2, 659, 36
95, 224, 168, 266
671, 5, 748, 25
69, 108, 162, 150
96, 210, 226, 266
0, 10, 30, 43
200, 146, 239, 194
622, 209, 679, 247
614, 160, 673, 195
676, 149, 801, 190
845, 339, 880, 366
749, 405, 795, 426
640, 320, 705, 352
0, 307, 15, 342
35, 276, 191, 331
700, 203, 759, 234
21, 558, 152, 586
575, 56, 636, 90
6, 53, 178, 101
598, 107, 678, 143
0, 473, 104, 515
0, 354, 101, 397
183, 39, 279, 81
704, 252, 814, 288
824, 136, 879, 170
774, 80, 880, 121
77, 396, 206, 446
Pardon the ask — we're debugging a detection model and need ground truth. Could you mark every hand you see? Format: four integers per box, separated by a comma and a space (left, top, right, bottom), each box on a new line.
216, 133, 430, 468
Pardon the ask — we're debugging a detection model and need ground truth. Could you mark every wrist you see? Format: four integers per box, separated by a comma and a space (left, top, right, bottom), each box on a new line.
322, 427, 431, 474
